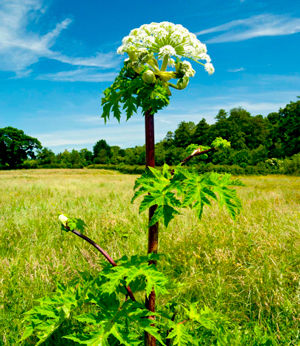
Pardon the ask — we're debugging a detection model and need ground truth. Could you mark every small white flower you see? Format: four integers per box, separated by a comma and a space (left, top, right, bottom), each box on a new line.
59, 214, 68, 226
183, 46, 195, 58
117, 45, 125, 54
143, 36, 156, 47
168, 58, 176, 67
122, 35, 136, 44
199, 53, 211, 63
205, 62, 215, 75
159, 45, 176, 57
195, 43, 207, 55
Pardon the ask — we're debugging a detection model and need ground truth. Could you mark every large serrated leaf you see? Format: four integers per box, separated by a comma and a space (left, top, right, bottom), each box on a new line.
64, 329, 108, 346
167, 323, 196, 346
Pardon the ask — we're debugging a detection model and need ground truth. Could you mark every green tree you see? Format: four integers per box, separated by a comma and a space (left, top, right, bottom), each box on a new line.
0, 127, 41, 169
37, 147, 56, 165
174, 121, 195, 148
277, 98, 300, 157
80, 149, 93, 166
94, 149, 109, 164
215, 108, 227, 121
57, 150, 72, 168
70, 149, 83, 167
251, 145, 269, 165
192, 118, 210, 145
93, 139, 112, 163
267, 112, 280, 125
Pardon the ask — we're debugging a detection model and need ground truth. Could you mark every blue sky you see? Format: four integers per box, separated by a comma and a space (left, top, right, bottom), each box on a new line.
0, 0, 299, 153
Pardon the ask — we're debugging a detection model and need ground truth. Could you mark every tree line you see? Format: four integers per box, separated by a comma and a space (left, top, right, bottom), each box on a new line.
1, 98, 299, 172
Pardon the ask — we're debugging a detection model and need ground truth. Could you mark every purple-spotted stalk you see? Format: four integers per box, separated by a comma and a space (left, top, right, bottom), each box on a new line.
145, 109, 159, 346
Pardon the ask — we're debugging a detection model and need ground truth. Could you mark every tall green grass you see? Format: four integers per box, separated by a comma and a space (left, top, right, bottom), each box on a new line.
1, 170, 300, 345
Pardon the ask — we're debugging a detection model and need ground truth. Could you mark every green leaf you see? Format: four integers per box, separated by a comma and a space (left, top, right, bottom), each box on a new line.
132, 165, 181, 227
102, 259, 168, 298
62, 217, 87, 232
19, 279, 92, 344
110, 324, 141, 346
101, 266, 129, 294
64, 329, 108, 346
150, 204, 180, 227
167, 323, 196, 346
101, 65, 169, 122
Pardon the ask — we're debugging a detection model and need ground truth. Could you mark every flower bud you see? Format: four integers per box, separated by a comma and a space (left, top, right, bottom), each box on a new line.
159, 71, 176, 82
142, 70, 156, 84
59, 214, 68, 227
177, 76, 189, 89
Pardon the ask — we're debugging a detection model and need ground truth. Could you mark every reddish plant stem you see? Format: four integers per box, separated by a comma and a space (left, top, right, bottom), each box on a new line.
180, 147, 216, 166
145, 108, 158, 346
170, 147, 216, 175
70, 228, 136, 301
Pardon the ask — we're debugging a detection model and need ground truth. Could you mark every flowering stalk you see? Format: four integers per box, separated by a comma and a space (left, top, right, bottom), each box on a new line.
102, 21, 216, 346
145, 109, 159, 346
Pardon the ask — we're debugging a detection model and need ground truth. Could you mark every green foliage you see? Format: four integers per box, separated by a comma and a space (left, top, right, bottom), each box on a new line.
20, 251, 249, 346
132, 164, 244, 227
276, 99, 300, 156
60, 217, 87, 233
211, 137, 231, 150
19, 254, 169, 345
19, 280, 88, 345
5, 98, 300, 172
0, 126, 42, 169
174, 122, 196, 148
4, 171, 300, 345
101, 65, 170, 123
185, 144, 210, 160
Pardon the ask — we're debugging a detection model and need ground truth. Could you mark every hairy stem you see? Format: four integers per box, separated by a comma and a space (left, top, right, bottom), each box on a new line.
145, 108, 158, 346
69, 228, 136, 301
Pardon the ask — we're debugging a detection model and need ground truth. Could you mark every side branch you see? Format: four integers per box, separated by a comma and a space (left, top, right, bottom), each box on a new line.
170, 147, 216, 175
180, 147, 216, 166
66, 226, 136, 301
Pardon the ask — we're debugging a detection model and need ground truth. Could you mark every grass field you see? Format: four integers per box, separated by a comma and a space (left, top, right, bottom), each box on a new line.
1, 169, 300, 345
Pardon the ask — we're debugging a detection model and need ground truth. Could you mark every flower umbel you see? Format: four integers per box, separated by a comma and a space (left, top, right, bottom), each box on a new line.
117, 21, 214, 87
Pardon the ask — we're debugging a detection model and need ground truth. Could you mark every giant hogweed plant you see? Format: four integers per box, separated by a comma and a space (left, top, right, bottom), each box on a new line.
20, 22, 243, 346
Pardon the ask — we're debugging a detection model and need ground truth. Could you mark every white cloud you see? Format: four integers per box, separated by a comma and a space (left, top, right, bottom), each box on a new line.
37, 68, 118, 82
158, 118, 172, 124
196, 14, 300, 43
210, 101, 286, 113
0, 0, 119, 77
228, 67, 246, 73
34, 123, 148, 148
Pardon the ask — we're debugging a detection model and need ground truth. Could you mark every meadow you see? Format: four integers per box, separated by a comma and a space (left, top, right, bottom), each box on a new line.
0, 169, 300, 345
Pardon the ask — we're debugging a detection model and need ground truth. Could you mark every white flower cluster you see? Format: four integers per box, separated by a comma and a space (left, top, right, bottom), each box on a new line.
159, 45, 176, 58
179, 61, 196, 78
117, 21, 214, 74
204, 62, 215, 75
